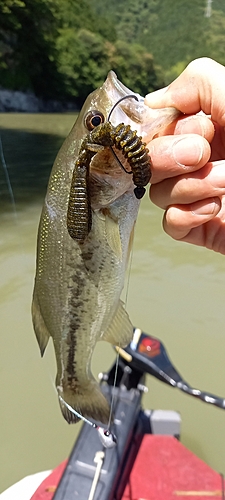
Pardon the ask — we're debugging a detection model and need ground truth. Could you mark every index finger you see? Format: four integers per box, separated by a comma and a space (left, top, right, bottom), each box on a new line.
145, 58, 225, 126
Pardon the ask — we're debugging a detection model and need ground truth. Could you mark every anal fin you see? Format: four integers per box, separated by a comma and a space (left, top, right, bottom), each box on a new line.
101, 300, 133, 348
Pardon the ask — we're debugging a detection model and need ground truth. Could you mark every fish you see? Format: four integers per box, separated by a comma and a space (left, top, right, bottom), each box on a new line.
32, 71, 180, 424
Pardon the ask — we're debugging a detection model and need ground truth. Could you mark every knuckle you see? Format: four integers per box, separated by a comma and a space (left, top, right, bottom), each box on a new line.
186, 57, 213, 76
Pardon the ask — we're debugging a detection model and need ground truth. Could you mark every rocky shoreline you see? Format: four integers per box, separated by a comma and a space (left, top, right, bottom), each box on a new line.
0, 88, 77, 113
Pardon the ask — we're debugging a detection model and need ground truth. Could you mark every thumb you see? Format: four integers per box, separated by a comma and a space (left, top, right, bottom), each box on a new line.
145, 58, 225, 126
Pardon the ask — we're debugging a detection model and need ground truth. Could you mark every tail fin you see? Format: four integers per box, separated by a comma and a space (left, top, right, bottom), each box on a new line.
58, 380, 110, 425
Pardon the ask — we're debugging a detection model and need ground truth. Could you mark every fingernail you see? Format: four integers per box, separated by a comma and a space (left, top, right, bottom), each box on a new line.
176, 116, 206, 136
172, 136, 204, 167
191, 199, 216, 216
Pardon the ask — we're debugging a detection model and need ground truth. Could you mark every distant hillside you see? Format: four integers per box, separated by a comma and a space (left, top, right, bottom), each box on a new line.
91, 0, 225, 83
1, 0, 225, 103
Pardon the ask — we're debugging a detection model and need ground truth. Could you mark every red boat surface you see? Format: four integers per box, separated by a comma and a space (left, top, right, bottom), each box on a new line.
31, 435, 224, 500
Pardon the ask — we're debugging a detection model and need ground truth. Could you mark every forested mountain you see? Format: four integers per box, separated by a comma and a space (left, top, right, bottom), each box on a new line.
91, 0, 225, 81
0, 0, 225, 104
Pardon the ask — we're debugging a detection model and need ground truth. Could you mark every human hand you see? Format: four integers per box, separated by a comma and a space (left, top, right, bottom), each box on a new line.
145, 57, 225, 254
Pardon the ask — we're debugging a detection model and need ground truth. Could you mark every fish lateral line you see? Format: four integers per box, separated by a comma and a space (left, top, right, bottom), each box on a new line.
58, 395, 117, 448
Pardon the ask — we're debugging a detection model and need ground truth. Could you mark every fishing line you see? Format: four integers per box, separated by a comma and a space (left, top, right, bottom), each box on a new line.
107, 240, 135, 430
0, 133, 17, 217
0, 132, 28, 263
0, 132, 29, 271
107, 94, 140, 308
106, 94, 140, 406
58, 396, 98, 428
125, 238, 134, 308
107, 212, 136, 431
107, 94, 139, 175
107, 346, 120, 430
104, 93, 140, 432
221, 472, 225, 500
109, 145, 133, 175
58, 395, 117, 448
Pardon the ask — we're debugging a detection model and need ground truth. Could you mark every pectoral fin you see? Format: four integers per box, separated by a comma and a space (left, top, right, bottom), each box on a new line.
101, 300, 133, 347
105, 215, 122, 261
32, 290, 50, 356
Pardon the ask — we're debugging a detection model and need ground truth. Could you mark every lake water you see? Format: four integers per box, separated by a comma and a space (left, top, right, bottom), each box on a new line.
0, 113, 225, 493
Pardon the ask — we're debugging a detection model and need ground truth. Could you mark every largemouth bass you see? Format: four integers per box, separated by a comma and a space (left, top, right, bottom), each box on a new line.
32, 72, 179, 424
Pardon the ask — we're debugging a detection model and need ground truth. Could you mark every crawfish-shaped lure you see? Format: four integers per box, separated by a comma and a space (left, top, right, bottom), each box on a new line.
67, 110, 151, 242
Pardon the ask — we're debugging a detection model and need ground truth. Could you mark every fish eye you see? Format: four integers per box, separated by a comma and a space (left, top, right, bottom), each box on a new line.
84, 110, 105, 131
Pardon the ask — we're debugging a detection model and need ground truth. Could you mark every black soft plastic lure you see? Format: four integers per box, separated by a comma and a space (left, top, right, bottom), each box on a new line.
67, 107, 151, 243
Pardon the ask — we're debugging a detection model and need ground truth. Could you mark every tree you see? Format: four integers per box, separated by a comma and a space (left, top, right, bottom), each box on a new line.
56, 28, 111, 103
205, 9, 225, 67
55, 0, 116, 43
0, 0, 62, 97
109, 40, 164, 95
2, 0, 225, 102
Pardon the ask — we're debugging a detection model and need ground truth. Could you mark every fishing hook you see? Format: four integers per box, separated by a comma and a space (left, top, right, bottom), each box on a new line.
58, 395, 117, 448
107, 94, 139, 122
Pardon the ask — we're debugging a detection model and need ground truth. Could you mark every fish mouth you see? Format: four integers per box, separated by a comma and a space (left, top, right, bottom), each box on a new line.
102, 70, 144, 129
104, 71, 180, 142
105, 70, 139, 102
